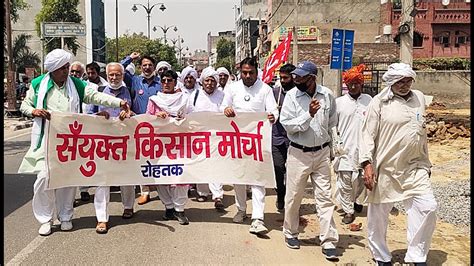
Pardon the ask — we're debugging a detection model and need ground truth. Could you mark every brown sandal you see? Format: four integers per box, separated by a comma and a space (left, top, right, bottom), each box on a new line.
96, 222, 108, 234
122, 209, 134, 219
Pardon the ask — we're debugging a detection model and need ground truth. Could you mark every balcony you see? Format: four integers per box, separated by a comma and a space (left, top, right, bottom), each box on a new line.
433, 9, 470, 23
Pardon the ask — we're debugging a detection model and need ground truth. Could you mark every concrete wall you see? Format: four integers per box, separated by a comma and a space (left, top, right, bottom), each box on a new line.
12, 0, 87, 73
414, 71, 470, 108
270, 0, 381, 43
317, 70, 471, 109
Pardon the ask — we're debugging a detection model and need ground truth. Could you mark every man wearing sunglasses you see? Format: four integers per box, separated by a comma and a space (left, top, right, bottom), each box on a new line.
279, 61, 339, 260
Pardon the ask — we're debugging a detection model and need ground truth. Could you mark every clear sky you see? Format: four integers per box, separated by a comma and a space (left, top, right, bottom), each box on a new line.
103, 0, 239, 54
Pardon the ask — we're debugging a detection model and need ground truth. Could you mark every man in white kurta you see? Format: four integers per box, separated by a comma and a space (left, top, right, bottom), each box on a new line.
359, 63, 437, 265
279, 61, 338, 260
19, 49, 131, 236
179, 66, 201, 95
334, 64, 372, 224
186, 67, 226, 209
222, 57, 279, 235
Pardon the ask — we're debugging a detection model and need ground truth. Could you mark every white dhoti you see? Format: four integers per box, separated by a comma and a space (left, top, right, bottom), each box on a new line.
157, 185, 189, 212
94, 186, 136, 222
335, 170, 365, 214
234, 184, 265, 220
283, 146, 339, 249
196, 183, 224, 200
367, 193, 437, 263
33, 170, 76, 223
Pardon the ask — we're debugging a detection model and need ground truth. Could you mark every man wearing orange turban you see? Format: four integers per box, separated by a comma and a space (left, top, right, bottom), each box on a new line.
333, 64, 372, 224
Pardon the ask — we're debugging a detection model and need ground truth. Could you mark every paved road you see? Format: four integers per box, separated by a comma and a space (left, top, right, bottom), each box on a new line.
5, 127, 354, 265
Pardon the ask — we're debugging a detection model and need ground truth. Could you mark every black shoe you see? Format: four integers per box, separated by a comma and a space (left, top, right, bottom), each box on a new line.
110, 186, 120, 192
376, 261, 393, 266
285, 237, 300, 249
342, 213, 355, 224
80, 192, 90, 201
174, 211, 189, 225
276, 201, 285, 212
322, 248, 338, 260
163, 208, 176, 220
413, 263, 427, 266
354, 202, 363, 213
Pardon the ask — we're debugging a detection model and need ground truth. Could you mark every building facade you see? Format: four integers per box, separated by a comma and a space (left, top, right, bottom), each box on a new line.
207, 30, 236, 66
11, 0, 105, 74
381, 0, 470, 59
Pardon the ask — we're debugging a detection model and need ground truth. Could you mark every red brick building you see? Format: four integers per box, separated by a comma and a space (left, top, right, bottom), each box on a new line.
382, 0, 470, 59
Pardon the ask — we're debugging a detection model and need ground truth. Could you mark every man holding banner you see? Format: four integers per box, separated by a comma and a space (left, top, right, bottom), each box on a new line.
222, 57, 279, 235
93, 62, 136, 234
18, 49, 131, 236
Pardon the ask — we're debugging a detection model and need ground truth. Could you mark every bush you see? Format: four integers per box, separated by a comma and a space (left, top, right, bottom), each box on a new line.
413, 58, 470, 70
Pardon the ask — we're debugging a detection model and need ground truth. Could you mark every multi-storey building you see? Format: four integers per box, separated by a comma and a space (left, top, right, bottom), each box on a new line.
207, 30, 236, 66
381, 0, 470, 59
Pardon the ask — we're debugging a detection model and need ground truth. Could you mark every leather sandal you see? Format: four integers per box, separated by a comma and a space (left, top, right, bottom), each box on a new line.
122, 209, 134, 219
96, 222, 108, 234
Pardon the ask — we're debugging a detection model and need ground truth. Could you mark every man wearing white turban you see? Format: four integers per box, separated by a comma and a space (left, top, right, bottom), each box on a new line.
359, 63, 437, 265
156, 61, 172, 76
19, 49, 132, 236
179, 66, 201, 95
216, 67, 232, 91
186, 67, 225, 209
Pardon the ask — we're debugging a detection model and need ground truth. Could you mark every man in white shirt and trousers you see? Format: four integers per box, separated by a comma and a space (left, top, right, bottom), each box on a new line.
187, 66, 226, 210
360, 63, 437, 266
279, 61, 339, 260
333, 64, 372, 224
222, 57, 279, 235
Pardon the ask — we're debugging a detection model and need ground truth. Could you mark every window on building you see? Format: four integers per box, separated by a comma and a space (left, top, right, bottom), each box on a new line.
440, 36, 450, 47
392, 0, 402, 10
414, 32, 423, 47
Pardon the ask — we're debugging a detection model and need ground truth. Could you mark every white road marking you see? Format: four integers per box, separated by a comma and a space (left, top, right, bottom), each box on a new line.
4, 130, 31, 141
6, 236, 47, 265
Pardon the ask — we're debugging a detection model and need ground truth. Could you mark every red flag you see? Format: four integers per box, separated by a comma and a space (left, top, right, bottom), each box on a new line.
262, 31, 293, 84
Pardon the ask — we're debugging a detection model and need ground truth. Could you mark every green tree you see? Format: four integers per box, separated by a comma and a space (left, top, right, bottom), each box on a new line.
13, 34, 41, 74
106, 33, 178, 71
215, 38, 235, 73
35, 0, 82, 55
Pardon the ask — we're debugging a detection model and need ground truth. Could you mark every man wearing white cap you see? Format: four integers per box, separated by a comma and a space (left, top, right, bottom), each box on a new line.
360, 63, 437, 266
18, 49, 132, 236
186, 66, 225, 210
216, 67, 231, 91
179, 66, 201, 95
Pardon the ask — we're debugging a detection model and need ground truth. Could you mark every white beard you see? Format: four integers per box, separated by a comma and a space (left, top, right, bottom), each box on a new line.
109, 82, 122, 90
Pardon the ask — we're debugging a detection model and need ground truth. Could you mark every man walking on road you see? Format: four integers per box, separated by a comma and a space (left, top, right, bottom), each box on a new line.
279, 61, 339, 260
93, 62, 137, 234
222, 57, 279, 236
271, 63, 295, 212
360, 63, 437, 265
334, 64, 372, 224
121, 52, 162, 205
18, 49, 131, 236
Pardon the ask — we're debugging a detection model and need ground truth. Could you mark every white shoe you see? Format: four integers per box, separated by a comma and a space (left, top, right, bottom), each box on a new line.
60, 221, 73, 231
249, 219, 268, 235
38, 222, 52, 236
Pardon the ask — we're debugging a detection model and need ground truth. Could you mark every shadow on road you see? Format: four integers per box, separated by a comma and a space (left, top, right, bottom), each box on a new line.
4, 140, 30, 156
4, 173, 36, 217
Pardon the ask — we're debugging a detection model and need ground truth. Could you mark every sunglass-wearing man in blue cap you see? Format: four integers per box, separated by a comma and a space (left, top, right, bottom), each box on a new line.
279, 60, 339, 260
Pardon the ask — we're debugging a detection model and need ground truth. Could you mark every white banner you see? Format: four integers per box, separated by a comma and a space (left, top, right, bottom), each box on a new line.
45, 112, 276, 189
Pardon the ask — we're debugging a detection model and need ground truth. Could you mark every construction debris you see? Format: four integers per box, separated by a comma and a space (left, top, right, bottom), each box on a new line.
425, 110, 471, 142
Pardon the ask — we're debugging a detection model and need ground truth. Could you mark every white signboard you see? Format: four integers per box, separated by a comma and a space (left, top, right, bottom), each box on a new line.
42, 23, 86, 37
46, 112, 275, 189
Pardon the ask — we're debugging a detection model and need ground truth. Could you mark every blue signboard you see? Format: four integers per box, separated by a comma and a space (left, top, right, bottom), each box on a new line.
343, 30, 355, 70
330, 29, 344, 70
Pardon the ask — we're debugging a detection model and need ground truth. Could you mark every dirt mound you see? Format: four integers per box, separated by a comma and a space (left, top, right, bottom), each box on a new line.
425, 108, 470, 143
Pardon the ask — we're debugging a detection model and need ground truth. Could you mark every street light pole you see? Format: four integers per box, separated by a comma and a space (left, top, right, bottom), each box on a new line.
132, 0, 167, 39
153, 25, 177, 44
116, 0, 119, 61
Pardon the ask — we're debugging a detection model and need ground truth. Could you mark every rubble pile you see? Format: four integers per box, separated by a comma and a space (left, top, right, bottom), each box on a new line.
425, 111, 471, 142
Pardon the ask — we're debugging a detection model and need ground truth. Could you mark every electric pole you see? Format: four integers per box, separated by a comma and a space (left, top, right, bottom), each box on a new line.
399, 0, 414, 65
5, 0, 18, 112
292, 0, 299, 65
